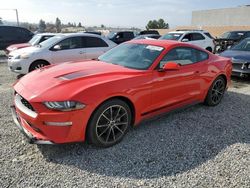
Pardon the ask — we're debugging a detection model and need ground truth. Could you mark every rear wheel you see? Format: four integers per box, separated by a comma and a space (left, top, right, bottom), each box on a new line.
204, 76, 226, 106
29, 60, 49, 72
87, 99, 132, 147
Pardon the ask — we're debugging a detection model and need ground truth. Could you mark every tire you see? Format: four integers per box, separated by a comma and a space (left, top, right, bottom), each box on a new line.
29, 60, 49, 72
204, 76, 226, 106
206, 47, 213, 53
87, 99, 132, 147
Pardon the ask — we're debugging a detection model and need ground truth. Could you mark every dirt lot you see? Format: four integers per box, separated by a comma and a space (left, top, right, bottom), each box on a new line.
0, 59, 250, 188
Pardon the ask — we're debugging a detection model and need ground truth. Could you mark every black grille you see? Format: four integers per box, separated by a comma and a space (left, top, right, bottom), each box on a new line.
20, 95, 35, 112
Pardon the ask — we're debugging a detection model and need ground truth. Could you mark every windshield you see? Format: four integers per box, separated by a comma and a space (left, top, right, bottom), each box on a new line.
220, 32, 244, 40
107, 32, 116, 39
29, 35, 41, 45
160, 33, 183, 40
39, 35, 64, 48
231, 39, 250, 51
98, 43, 164, 70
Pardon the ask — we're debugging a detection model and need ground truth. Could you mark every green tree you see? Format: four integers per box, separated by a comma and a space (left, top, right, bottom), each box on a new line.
0, 17, 3, 25
55, 17, 62, 33
38, 19, 46, 32
78, 22, 82, 27
101, 24, 105, 28
146, 18, 169, 29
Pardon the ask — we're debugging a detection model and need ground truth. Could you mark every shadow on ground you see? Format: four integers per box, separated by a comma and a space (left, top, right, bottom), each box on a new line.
37, 91, 250, 179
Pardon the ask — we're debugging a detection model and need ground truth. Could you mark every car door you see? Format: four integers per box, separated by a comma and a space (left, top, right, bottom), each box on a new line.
83, 36, 110, 60
190, 33, 206, 48
182, 33, 206, 49
50, 36, 85, 64
150, 47, 208, 111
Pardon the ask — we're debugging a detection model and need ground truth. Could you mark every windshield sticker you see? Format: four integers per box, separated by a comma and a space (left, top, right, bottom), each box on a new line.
146, 45, 163, 51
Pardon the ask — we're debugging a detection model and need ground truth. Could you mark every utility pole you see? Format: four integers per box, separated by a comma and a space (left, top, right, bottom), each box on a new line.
15, 9, 19, 26
0, 9, 19, 26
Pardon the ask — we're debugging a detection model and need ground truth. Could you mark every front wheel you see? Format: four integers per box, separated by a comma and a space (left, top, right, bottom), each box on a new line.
204, 76, 226, 106
87, 99, 132, 147
29, 60, 49, 72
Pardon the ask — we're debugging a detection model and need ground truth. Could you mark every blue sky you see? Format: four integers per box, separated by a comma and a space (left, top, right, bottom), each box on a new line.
0, 0, 249, 28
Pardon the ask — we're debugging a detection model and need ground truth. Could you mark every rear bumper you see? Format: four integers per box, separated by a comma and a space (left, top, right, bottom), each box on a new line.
11, 105, 54, 144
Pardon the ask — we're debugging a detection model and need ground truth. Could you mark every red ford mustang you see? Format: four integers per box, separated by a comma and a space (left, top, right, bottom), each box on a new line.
11, 40, 232, 147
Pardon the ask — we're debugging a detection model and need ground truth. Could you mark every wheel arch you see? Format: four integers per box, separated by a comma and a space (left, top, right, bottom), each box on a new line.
29, 59, 50, 72
203, 73, 228, 101
89, 95, 136, 126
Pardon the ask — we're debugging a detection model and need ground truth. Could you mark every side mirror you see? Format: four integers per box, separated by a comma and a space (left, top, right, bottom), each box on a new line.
53, 45, 61, 51
182, 38, 189, 42
161, 62, 180, 71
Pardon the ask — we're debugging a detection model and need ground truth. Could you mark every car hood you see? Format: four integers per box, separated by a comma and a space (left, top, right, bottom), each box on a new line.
7, 43, 31, 49
9, 46, 42, 56
220, 50, 250, 61
14, 61, 144, 101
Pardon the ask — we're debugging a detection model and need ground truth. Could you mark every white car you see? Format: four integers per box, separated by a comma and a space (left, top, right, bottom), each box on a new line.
8, 33, 117, 74
160, 30, 215, 52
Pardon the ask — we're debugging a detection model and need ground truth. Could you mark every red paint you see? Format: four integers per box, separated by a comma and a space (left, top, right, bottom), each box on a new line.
13, 40, 232, 144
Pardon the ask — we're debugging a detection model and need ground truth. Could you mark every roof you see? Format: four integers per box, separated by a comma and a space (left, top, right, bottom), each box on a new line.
36, 33, 57, 36
155, 26, 250, 38
56, 33, 105, 38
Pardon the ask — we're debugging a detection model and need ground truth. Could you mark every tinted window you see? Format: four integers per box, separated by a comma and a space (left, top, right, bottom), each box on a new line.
57, 37, 82, 50
191, 33, 205, 40
246, 32, 250, 37
159, 47, 208, 67
182, 34, 192, 41
123, 32, 134, 39
83, 37, 108, 48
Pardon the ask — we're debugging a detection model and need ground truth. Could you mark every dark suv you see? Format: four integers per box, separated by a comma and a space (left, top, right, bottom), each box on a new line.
215, 30, 250, 53
107, 31, 135, 44
0, 26, 33, 50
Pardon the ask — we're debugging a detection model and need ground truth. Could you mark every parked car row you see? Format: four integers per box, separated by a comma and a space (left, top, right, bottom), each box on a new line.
2, 25, 250, 79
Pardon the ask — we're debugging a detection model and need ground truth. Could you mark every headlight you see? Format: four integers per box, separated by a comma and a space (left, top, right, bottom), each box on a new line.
44, 101, 85, 111
15, 53, 31, 59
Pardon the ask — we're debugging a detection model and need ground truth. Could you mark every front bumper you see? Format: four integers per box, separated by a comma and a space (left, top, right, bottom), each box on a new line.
11, 105, 54, 144
8, 58, 30, 74
232, 63, 250, 77
11, 87, 92, 144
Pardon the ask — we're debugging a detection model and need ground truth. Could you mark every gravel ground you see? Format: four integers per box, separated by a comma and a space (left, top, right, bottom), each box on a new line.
0, 60, 250, 188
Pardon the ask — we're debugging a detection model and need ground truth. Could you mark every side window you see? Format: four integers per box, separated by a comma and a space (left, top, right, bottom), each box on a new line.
83, 37, 108, 48
195, 49, 209, 62
246, 32, 250, 37
124, 32, 134, 39
40, 36, 52, 43
56, 37, 82, 50
116, 33, 124, 39
159, 47, 208, 68
182, 34, 192, 41
191, 33, 205, 41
